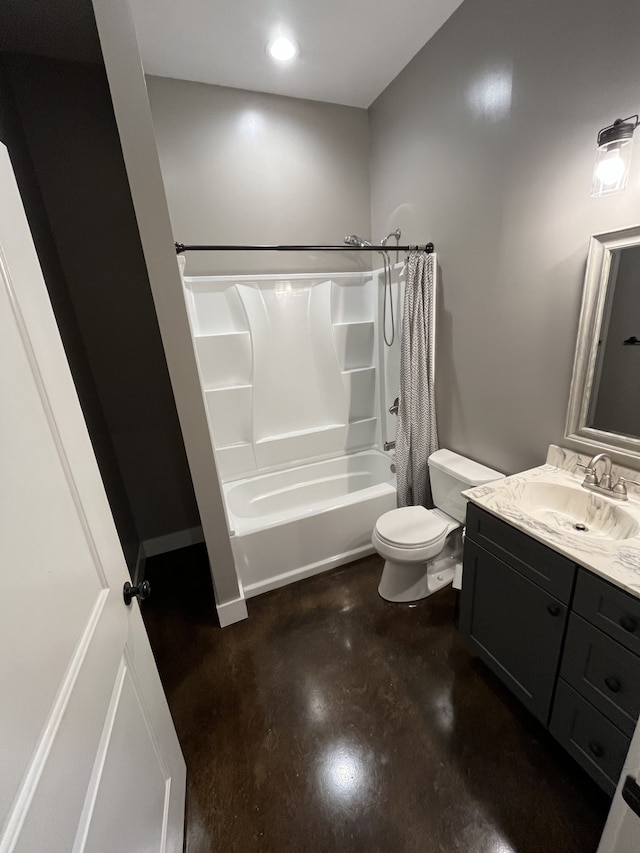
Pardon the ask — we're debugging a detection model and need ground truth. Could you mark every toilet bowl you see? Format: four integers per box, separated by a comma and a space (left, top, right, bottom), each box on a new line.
372, 449, 503, 603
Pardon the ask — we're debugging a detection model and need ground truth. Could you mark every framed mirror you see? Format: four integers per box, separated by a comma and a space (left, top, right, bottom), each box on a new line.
565, 224, 640, 463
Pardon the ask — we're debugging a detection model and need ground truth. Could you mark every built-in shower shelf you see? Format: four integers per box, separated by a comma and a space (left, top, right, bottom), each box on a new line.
334, 320, 375, 369
254, 424, 348, 469
214, 442, 257, 481
255, 423, 346, 443
205, 386, 253, 448
332, 321, 374, 328
206, 383, 253, 392
348, 416, 377, 425
346, 417, 377, 450
341, 367, 376, 423
194, 331, 250, 340
195, 331, 252, 389
216, 440, 254, 449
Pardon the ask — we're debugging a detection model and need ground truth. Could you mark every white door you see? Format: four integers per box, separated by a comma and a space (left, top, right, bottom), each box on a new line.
598, 716, 640, 853
0, 144, 186, 852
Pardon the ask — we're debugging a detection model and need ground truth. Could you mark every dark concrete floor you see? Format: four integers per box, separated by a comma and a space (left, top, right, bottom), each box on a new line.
142, 546, 609, 853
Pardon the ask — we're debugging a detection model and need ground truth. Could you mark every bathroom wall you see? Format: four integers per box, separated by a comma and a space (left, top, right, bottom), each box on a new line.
0, 48, 200, 551
0, 55, 139, 571
369, 0, 640, 475
145, 76, 372, 276
182, 267, 395, 481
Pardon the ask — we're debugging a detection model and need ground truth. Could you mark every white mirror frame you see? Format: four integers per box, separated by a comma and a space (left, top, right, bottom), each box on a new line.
565, 223, 640, 465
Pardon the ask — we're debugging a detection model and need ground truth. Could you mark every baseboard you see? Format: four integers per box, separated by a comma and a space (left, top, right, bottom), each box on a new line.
216, 594, 248, 627
141, 525, 204, 559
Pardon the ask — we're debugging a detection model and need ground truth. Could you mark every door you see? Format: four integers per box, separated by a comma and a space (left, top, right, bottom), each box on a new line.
0, 144, 185, 852
598, 715, 640, 852
459, 539, 568, 725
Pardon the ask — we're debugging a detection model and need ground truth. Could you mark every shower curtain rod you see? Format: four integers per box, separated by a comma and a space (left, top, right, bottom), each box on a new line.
175, 242, 434, 254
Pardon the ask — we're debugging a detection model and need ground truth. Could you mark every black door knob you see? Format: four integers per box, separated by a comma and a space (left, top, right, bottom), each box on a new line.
123, 580, 151, 606
547, 602, 561, 617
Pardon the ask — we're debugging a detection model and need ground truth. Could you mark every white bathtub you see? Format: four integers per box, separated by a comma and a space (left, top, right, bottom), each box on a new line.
223, 449, 396, 597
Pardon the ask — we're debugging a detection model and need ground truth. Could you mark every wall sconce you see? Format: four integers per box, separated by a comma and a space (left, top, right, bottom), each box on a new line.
591, 115, 639, 197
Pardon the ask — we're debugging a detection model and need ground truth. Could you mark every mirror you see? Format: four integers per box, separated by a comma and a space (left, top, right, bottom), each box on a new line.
565, 224, 640, 463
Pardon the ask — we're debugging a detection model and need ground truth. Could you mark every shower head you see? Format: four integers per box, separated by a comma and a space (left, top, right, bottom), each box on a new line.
344, 234, 373, 247
380, 228, 401, 247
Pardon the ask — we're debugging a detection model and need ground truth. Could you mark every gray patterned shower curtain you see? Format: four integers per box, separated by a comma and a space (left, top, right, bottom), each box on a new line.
395, 250, 438, 507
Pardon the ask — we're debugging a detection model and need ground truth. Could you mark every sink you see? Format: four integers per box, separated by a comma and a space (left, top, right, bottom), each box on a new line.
516, 482, 640, 541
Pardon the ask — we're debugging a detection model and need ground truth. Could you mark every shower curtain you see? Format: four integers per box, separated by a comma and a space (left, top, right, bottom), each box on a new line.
396, 250, 438, 507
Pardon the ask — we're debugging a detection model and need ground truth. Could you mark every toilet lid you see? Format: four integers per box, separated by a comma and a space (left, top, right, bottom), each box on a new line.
375, 506, 448, 548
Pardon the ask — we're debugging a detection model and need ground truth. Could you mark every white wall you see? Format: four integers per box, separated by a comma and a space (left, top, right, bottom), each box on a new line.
146, 76, 372, 276
92, 0, 245, 622
369, 0, 640, 475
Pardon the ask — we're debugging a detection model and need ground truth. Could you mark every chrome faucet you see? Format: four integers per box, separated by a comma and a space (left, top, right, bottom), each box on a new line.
576, 453, 640, 501
589, 453, 613, 490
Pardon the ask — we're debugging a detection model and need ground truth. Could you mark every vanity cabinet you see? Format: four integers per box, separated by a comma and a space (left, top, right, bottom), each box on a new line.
460, 505, 575, 725
460, 503, 640, 796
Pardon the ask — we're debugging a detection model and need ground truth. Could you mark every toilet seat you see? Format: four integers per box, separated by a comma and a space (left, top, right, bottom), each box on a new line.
374, 506, 448, 549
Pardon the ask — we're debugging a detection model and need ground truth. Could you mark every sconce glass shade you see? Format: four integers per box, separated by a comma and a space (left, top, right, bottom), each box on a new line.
591, 117, 638, 197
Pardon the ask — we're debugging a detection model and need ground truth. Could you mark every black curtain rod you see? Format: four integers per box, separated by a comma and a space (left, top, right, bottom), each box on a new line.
175, 242, 434, 254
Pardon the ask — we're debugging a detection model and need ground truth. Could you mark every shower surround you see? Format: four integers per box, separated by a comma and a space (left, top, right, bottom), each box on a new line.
182, 265, 403, 596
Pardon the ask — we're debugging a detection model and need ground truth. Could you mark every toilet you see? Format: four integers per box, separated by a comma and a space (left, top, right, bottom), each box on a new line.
372, 449, 503, 602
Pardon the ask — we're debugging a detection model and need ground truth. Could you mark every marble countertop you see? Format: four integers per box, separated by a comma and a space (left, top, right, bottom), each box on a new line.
462, 445, 640, 599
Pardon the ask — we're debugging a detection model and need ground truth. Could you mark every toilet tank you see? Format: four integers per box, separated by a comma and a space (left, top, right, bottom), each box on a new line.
428, 449, 504, 522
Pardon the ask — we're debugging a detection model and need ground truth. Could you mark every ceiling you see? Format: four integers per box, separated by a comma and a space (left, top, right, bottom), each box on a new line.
128, 0, 465, 108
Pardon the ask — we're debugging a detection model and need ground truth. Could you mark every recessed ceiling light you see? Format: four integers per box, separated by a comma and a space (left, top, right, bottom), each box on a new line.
267, 36, 299, 63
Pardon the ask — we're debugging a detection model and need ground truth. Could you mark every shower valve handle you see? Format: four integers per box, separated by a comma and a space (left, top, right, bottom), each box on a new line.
389, 397, 399, 416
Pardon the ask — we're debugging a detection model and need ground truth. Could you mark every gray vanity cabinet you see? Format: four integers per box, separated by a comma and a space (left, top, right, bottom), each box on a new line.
550, 572, 640, 795
461, 502, 640, 796
460, 505, 575, 725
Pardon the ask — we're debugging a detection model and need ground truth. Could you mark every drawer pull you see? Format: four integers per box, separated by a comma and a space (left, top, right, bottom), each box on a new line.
604, 675, 621, 693
547, 602, 561, 617
588, 741, 604, 758
619, 615, 638, 634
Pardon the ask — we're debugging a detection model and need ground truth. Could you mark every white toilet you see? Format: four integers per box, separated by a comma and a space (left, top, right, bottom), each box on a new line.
372, 449, 503, 602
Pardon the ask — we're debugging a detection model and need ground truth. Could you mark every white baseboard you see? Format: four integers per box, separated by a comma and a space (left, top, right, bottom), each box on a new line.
141, 525, 204, 559
216, 594, 248, 627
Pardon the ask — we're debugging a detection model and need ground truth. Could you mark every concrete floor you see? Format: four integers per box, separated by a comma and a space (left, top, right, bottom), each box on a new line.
142, 547, 609, 853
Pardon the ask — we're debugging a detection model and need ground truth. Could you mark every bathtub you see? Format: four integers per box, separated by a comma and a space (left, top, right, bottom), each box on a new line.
223, 449, 396, 597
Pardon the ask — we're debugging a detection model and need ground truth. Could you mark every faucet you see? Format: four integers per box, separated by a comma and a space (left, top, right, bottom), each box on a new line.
587, 453, 613, 490
576, 453, 640, 500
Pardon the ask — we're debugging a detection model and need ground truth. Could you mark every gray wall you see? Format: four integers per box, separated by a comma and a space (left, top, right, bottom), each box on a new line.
1, 52, 199, 548
369, 0, 640, 475
0, 54, 139, 570
146, 76, 372, 276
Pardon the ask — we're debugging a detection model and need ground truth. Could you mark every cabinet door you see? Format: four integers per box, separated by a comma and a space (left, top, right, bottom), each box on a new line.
460, 539, 568, 724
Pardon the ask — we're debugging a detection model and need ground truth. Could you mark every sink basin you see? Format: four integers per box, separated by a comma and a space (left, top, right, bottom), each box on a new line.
516, 482, 640, 541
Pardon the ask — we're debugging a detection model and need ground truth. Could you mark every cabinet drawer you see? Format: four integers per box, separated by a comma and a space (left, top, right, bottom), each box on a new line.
460, 539, 568, 725
465, 503, 576, 602
574, 570, 640, 656
550, 680, 630, 796
561, 613, 640, 737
